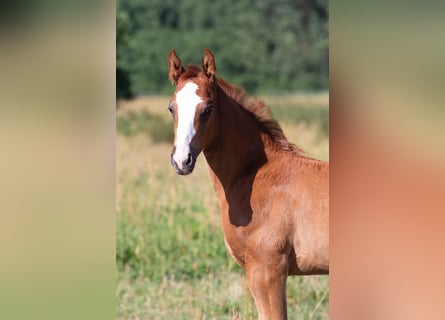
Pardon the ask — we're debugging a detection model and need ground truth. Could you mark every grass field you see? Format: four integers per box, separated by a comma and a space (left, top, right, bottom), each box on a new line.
116, 93, 329, 319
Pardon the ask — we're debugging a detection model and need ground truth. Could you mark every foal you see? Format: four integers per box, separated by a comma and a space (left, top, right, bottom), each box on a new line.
167, 48, 329, 320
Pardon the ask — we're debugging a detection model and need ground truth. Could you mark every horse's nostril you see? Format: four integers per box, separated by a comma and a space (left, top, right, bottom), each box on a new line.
185, 153, 193, 166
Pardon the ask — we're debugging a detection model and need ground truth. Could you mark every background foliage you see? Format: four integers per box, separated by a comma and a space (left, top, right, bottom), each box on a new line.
117, 0, 328, 97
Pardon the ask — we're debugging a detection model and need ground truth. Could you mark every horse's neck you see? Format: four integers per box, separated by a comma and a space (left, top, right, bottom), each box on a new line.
203, 87, 270, 189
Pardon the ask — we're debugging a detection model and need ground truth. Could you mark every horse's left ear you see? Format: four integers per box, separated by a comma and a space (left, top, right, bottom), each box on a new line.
168, 49, 184, 85
202, 48, 216, 82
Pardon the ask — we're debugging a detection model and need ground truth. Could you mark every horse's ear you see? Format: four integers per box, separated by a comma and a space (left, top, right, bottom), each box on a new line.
202, 48, 216, 82
168, 49, 184, 85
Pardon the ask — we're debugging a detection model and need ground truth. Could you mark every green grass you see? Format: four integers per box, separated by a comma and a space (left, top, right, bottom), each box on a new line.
116, 109, 173, 143
272, 105, 329, 139
117, 202, 236, 281
116, 95, 329, 319
117, 270, 328, 320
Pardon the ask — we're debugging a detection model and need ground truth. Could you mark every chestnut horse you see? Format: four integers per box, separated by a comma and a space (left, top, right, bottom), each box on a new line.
167, 48, 328, 320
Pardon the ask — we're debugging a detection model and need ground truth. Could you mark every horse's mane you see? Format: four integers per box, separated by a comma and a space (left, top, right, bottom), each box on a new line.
180, 65, 303, 154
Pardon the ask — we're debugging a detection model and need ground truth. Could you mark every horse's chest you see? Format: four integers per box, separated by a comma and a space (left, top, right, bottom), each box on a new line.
222, 226, 248, 268
214, 180, 257, 268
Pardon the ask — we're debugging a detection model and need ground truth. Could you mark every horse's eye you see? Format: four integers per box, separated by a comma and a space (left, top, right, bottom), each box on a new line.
201, 105, 213, 116
167, 105, 174, 114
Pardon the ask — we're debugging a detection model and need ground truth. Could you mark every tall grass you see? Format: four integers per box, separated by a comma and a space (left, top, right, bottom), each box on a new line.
272, 105, 328, 139
117, 109, 174, 143
116, 94, 329, 319
117, 200, 236, 281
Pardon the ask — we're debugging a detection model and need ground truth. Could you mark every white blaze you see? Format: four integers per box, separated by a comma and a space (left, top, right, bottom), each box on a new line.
173, 82, 202, 168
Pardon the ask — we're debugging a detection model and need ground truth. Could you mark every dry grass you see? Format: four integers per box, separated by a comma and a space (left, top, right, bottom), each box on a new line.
259, 92, 329, 108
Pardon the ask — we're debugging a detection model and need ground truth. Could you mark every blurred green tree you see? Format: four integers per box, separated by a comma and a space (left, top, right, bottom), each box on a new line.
117, 0, 328, 95
117, 9, 133, 99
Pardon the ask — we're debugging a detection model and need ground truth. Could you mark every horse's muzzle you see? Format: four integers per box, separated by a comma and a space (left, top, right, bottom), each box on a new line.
171, 151, 196, 175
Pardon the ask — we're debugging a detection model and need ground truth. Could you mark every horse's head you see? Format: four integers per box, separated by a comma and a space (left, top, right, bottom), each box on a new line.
167, 48, 218, 175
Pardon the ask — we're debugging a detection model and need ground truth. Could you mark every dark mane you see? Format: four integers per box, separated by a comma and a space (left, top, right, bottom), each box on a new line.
217, 77, 303, 154
181, 64, 303, 153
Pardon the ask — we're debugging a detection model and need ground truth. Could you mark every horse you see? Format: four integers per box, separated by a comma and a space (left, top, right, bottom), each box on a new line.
167, 48, 329, 320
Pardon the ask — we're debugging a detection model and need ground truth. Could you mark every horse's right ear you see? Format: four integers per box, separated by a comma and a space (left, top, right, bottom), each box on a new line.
168, 49, 184, 85
202, 48, 216, 83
